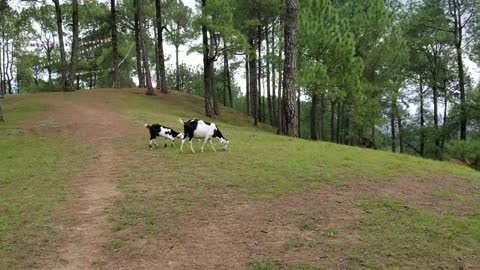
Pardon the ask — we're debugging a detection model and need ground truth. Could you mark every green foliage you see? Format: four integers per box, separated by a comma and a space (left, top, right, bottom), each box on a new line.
446, 139, 480, 169
165, 0, 196, 48
193, 0, 247, 56
298, 0, 359, 93
166, 64, 204, 95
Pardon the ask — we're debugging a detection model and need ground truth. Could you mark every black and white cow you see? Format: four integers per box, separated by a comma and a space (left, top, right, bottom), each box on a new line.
145, 123, 184, 149
178, 119, 229, 153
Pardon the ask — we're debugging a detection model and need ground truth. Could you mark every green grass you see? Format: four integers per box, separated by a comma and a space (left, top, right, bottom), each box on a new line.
248, 259, 321, 270
3, 90, 480, 268
99, 89, 480, 267
0, 96, 92, 269
284, 236, 327, 250
248, 259, 284, 270
433, 189, 469, 202
350, 197, 480, 269
0, 96, 49, 134
104, 90, 480, 200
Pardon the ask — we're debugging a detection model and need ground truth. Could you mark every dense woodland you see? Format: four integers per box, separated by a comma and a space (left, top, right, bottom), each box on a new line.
0, 0, 479, 168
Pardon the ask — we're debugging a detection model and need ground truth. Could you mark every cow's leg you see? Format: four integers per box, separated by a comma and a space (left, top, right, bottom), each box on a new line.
189, 138, 195, 153
208, 138, 216, 152
164, 139, 168, 148
152, 139, 158, 148
149, 139, 153, 149
201, 137, 209, 153
180, 138, 186, 153
171, 139, 174, 148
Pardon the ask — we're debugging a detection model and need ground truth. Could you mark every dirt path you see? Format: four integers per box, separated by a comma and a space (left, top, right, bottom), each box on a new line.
35, 98, 140, 269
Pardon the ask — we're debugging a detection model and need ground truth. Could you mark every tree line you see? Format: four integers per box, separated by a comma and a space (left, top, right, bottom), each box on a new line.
0, 0, 479, 168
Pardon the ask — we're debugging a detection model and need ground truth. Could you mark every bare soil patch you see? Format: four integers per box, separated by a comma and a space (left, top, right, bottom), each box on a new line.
104, 183, 366, 270
376, 176, 480, 213
27, 97, 142, 270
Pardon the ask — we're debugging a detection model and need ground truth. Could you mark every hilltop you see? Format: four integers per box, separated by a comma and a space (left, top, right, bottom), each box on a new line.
1, 89, 479, 269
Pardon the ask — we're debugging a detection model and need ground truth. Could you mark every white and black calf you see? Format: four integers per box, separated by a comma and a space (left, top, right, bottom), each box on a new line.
145, 124, 184, 149
178, 119, 229, 153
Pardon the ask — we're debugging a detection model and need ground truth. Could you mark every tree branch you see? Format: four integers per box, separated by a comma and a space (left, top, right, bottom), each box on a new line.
461, 12, 473, 28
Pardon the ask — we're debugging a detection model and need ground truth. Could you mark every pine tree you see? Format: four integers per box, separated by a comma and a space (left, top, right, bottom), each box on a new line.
52, 0, 69, 90
283, 0, 298, 136
111, 0, 120, 88
155, 0, 168, 93
298, 0, 359, 141
165, 0, 194, 91
136, 0, 154, 95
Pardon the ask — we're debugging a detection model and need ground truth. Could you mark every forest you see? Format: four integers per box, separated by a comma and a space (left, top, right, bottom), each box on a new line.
0, 0, 479, 168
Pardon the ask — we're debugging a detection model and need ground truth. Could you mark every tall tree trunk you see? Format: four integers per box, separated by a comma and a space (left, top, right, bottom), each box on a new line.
336, 101, 341, 143
271, 22, 276, 127
134, 0, 144, 88
0, 99, 4, 122
297, 88, 301, 137
441, 80, 448, 151
1, 32, 7, 96
12, 43, 16, 93
455, 43, 466, 140
266, 24, 272, 125
52, 0, 69, 90
391, 100, 396, 153
262, 89, 266, 122
111, 0, 120, 88
257, 26, 262, 123
248, 35, 258, 125
344, 113, 350, 145
0, 35, 4, 96
70, 0, 79, 91
155, 0, 168, 94
419, 76, 425, 156
277, 41, 283, 134
137, 0, 154, 95
283, 0, 298, 136
154, 23, 161, 89
201, 0, 214, 117
223, 41, 228, 106
433, 83, 440, 157
224, 41, 233, 108
93, 65, 97, 88
319, 94, 325, 140
443, 81, 448, 126
175, 44, 180, 91
397, 113, 403, 153
245, 55, 250, 114
450, 2, 467, 140
330, 100, 335, 142
310, 93, 319, 140
209, 31, 219, 115
47, 48, 52, 89
5, 40, 12, 94
223, 65, 227, 107
89, 69, 93, 89
16, 61, 20, 93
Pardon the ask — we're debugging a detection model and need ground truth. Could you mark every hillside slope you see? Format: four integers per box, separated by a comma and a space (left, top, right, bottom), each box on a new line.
1, 89, 479, 269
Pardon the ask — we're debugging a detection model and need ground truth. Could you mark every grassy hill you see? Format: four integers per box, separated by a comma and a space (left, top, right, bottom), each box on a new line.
1, 89, 479, 269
